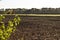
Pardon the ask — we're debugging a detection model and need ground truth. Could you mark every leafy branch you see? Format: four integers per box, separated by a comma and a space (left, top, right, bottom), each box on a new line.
0, 15, 21, 40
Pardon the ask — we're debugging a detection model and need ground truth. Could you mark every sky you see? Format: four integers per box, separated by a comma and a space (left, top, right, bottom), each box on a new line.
0, 0, 60, 9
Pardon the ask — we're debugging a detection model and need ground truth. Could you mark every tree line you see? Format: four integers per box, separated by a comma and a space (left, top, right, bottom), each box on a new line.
0, 8, 60, 14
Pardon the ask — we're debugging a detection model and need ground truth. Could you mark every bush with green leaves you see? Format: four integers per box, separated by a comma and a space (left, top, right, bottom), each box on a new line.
0, 15, 21, 40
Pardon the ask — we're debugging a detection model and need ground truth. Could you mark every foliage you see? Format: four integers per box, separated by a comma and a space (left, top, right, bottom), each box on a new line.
0, 15, 21, 40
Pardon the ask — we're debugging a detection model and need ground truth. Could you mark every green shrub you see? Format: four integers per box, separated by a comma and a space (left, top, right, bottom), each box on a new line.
0, 15, 21, 40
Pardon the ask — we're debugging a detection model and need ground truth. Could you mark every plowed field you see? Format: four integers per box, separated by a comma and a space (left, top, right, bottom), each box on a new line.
7, 16, 60, 40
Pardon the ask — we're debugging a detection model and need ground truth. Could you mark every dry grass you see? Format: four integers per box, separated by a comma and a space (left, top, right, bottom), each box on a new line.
0, 14, 60, 16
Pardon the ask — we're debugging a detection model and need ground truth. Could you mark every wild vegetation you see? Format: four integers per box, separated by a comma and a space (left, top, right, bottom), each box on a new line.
0, 15, 21, 40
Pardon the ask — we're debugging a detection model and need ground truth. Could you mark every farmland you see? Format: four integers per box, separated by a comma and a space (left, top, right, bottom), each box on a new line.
1, 8, 60, 40
3, 15, 60, 40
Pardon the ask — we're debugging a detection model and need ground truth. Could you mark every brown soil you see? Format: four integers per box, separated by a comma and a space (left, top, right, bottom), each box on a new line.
7, 16, 60, 40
